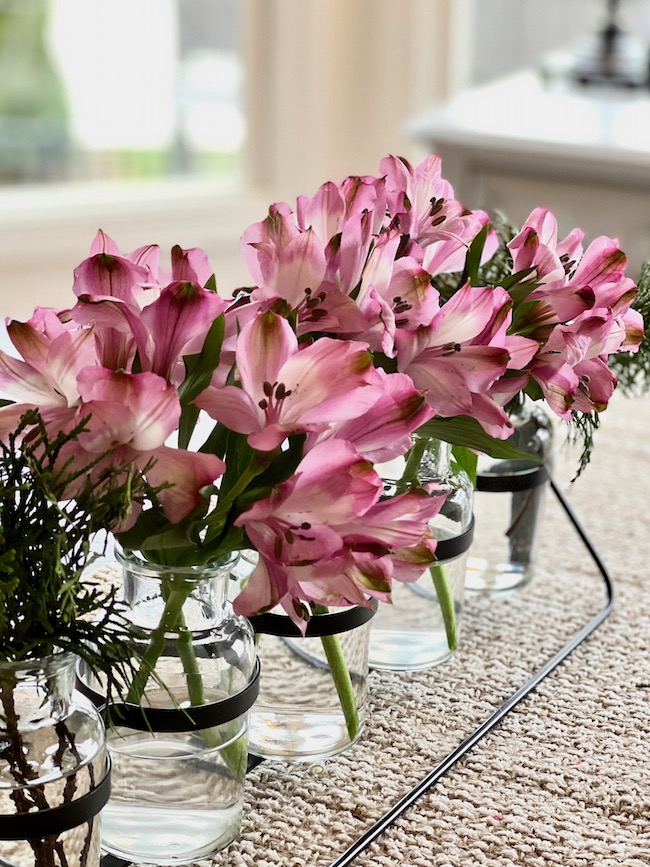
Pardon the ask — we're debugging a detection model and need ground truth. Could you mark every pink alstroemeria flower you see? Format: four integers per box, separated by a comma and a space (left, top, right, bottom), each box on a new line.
0, 309, 96, 410
295, 180, 345, 242
241, 208, 322, 306
137, 281, 228, 384
0, 309, 98, 440
354, 229, 441, 356
240, 158, 500, 351
380, 155, 496, 265
232, 439, 445, 628
73, 229, 161, 308
75, 368, 225, 523
0, 301, 224, 525
195, 311, 379, 451
394, 284, 526, 436
71, 231, 225, 378
170, 244, 215, 286
306, 369, 434, 462
508, 208, 583, 288
527, 306, 638, 418
508, 209, 637, 324
243, 202, 371, 337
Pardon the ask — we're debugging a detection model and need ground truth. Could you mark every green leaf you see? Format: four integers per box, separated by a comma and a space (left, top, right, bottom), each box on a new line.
223, 429, 255, 484
232, 484, 275, 513
178, 405, 200, 451
209, 430, 258, 526
231, 436, 306, 514
416, 416, 541, 462
137, 525, 203, 558
199, 419, 229, 458
179, 314, 225, 402
242, 434, 306, 492
450, 445, 478, 485
523, 379, 544, 402
177, 315, 225, 448
177, 315, 226, 446
115, 507, 173, 551
117, 508, 205, 564
210, 525, 247, 556
460, 224, 490, 287
499, 267, 536, 292
232, 435, 307, 513
371, 351, 398, 375
509, 281, 541, 307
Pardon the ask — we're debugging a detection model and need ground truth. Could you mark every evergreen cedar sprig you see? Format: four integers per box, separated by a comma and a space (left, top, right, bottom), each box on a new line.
567, 410, 601, 481
0, 410, 148, 701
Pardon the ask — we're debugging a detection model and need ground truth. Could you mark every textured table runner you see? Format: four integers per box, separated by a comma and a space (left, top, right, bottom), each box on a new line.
126, 392, 650, 867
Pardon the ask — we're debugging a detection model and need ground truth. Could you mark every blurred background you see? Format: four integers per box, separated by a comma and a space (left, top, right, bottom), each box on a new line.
2, 0, 650, 318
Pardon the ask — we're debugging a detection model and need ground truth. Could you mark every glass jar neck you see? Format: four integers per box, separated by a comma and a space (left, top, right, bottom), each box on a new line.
116, 547, 237, 631
417, 437, 452, 481
0, 652, 77, 728
507, 396, 554, 460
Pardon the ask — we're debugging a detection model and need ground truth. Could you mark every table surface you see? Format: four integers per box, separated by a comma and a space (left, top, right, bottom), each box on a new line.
3, 333, 649, 867
103, 392, 648, 867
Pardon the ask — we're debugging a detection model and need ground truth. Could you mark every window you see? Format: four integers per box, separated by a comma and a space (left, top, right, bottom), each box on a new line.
0, 0, 244, 185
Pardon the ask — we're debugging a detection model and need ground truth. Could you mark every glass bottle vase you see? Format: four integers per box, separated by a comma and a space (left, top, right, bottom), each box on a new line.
370, 438, 474, 670
248, 604, 375, 761
97, 548, 258, 866
0, 652, 109, 867
465, 398, 554, 594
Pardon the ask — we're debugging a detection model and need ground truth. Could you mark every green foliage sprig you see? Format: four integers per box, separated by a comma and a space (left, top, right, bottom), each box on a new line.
609, 261, 650, 395
567, 411, 601, 481
0, 410, 147, 702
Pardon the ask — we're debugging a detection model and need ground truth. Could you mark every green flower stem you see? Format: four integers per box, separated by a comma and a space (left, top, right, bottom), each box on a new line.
126, 578, 247, 777
126, 581, 191, 704
395, 436, 429, 495
176, 619, 204, 705
429, 562, 458, 651
176, 611, 244, 765
312, 604, 359, 742
177, 614, 248, 775
194, 715, 249, 778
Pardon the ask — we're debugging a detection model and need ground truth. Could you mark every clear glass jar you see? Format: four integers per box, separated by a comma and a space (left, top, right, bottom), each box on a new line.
370, 438, 473, 670
465, 398, 554, 594
98, 548, 257, 866
249, 604, 374, 761
0, 652, 108, 867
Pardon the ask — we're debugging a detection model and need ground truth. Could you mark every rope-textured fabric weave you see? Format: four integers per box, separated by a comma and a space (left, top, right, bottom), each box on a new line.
121, 393, 650, 867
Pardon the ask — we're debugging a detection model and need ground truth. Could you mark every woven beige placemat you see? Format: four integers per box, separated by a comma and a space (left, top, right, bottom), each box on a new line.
126, 393, 650, 867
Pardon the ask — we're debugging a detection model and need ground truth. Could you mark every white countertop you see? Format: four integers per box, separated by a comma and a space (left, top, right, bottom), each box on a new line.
407, 69, 650, 182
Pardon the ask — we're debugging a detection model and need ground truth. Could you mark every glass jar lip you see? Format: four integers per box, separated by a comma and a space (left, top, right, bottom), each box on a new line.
0, 649, 77, 678
114, 544, 238, 580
